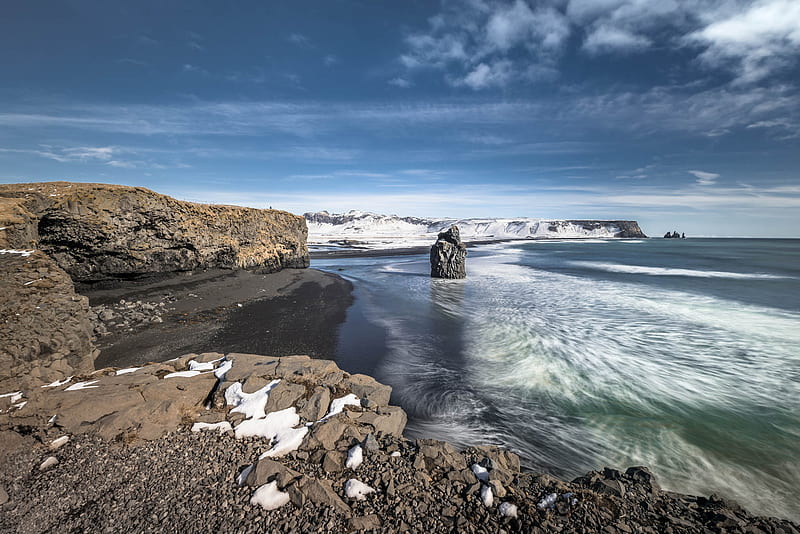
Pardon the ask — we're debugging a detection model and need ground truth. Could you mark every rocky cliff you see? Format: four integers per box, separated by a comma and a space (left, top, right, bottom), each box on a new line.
0, 182, 309, 281
0, 250, 96, 391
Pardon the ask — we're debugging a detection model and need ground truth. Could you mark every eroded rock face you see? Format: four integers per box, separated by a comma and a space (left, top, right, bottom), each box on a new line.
430, 226, 467, 279
0, 182, 309, 281
0, 250, 96, 391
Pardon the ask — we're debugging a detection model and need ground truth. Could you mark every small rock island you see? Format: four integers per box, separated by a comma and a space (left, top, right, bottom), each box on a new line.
430, 225, 467, 279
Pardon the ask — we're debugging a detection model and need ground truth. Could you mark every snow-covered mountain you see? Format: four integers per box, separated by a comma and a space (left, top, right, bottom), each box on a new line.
304, 210, 646, 250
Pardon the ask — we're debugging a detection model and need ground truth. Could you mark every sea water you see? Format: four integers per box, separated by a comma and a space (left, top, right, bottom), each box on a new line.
313, 238, 800, 521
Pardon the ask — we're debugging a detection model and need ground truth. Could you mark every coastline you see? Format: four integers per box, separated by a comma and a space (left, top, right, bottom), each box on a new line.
84, 268, 353, 370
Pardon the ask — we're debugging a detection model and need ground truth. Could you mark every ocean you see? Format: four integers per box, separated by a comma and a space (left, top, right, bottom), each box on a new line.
313, 238, 800, 522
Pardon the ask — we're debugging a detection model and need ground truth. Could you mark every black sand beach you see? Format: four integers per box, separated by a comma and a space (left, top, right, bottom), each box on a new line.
86, 268, 353, 370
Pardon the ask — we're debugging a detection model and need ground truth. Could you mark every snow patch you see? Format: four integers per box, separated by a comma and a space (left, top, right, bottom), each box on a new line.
344, 479, 375, 501
39, 456, 58, 471
471, 463, 489, 482
323, 393, 360, 420
114, 368, 140, 376
499, 502, 518, 518
191, 421, 232, 434
250, 481, 290, 510
188, 357, 223, 371
237, 464, 254, 487
480, 485, 494, 507
0, 391, 22, 401
49, 436, 69, 450
346, 444, 363, 470
214, 360, 233, 380
65, 380, 99, 391
163, 370, 205, 379
225, 380, 280, 420
0, 249, 34, 257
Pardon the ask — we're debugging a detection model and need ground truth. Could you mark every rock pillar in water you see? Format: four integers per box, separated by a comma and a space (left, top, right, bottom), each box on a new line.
430, 226, 467, 279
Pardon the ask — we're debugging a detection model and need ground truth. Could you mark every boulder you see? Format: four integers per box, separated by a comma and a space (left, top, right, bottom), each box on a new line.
430, 226, 467, 279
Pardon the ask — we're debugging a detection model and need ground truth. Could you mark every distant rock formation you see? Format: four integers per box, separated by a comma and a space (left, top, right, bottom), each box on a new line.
663, 231, 685, 239
430, 226, 467, 279
0, 182, 309, 282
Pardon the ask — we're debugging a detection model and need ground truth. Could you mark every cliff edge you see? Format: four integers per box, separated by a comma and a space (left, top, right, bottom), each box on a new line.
0, 182, 309, 282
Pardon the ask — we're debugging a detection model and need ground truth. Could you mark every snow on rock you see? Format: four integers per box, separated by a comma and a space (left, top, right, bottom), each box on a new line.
39, 456, 58, 471
471, 463, 489, 482
250, 481, 290, 510
344, 479, 376, 501
390, 451, 401, 457
480, 485, 494, 507
48, 436, 69, 450
114, 368, 140, 376
225, 380, 280, 420
537, 492, 558, 510
323, 393, 360, 420
346, 444, 363, 470
64, 380, 99, 391
0, 249, 34, 257
258, 425, 308, 459
0, 391, 23, 404
214, 360, 232, 380
188, 357, 223, 371
499, 502, 518, 518
237, 465, 254, 487
235, 407, 300, 440
41, 376, 73, 388
163, 370, 204, 379
191, 422, 233, 434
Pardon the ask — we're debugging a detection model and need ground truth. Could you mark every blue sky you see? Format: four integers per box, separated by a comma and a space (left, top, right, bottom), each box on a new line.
1, 1, 798, 236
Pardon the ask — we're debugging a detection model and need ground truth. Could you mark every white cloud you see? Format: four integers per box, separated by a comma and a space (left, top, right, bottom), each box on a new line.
687, 0, 800, 84
459, 60, 513, 90
388, 77, 413, 88
688, 169, 720, 185
398, 0, 570, 90
324, 54, 338, 66
288, 33, 311, 47
583, 25, 651, 54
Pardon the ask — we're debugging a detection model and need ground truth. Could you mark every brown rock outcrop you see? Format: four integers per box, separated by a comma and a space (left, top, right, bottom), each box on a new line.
0, 250, 96, 391
0, 181, 309, 281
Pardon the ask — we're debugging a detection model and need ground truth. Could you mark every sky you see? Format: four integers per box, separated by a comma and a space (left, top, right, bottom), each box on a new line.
1, 0, 798, 237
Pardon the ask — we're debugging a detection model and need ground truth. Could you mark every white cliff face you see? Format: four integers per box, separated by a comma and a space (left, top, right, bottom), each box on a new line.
304, 210, 638, 250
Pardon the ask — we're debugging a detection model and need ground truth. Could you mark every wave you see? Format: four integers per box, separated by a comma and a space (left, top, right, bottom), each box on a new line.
570, 261, 790, 280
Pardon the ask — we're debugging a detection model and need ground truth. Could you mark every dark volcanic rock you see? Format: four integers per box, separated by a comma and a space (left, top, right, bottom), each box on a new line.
430, 226, 467, 279
0, 182, 309, 282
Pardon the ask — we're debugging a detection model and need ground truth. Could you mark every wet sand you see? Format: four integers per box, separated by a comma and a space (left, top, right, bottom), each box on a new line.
82, 268, 353, 369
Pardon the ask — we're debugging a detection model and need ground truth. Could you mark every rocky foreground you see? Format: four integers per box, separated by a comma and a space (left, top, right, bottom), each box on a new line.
1, 353, 797, 534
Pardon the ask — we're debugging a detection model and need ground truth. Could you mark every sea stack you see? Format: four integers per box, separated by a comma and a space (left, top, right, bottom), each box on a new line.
430, 225, 467, 279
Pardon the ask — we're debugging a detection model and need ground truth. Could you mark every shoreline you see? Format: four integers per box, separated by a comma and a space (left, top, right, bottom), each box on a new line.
83, 268, 353, 370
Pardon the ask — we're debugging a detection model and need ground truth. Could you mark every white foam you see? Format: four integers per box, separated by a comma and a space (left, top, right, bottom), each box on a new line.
191, 421, 232, 434
64, 380, 99, 391
346, 445, 363, 470
344, 479, 375, 501
571, 261, 790, 280
250, 481, 290, 510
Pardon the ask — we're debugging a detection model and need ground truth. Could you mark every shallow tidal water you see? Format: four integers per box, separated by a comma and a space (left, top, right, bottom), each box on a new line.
315, 238, 800, 521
